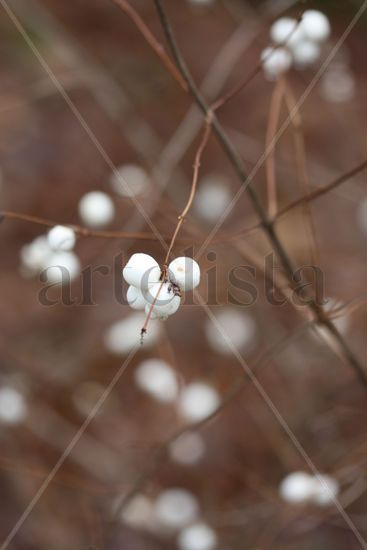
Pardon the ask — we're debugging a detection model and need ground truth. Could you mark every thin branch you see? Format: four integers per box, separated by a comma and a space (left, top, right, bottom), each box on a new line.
0, 210, 170, 241
153, 0, 367, 387
265, 77, 286, 219
141, 119, 212, 338
111, 0, 187, 91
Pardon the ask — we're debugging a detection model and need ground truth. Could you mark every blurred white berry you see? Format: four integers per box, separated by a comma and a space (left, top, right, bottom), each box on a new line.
194, 176, 231, 223
126, 285, 146, 311
261, 47, 292, 80
104, 312, 160, 355
110, 164, 150, 198
279, 471, 314, 504
20, 235, 52, 275
178, 522, 218, 550
121, 494, 156, 529
270, 17, 305, 47
168, 257, 200, 291
43, 251, 81, 283
123, 253, 161, 290
169, 432, 206, 465
205, 309, 257, 355
134, 359, 179, 403
78, 191, 115, 228
310, 474, 339, 506
47, 225, 76, 251
0, 387, 26, 424
155, 489, 200, 530
292, 40, 321, 68
320, 68, 355, 103
144, 282, 181, 321
301, 10, 331, 42
178, 382, 220, 422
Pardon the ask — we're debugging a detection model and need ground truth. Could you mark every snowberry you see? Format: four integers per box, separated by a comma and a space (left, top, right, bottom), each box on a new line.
134, 359, 179, 403
123, 253, 161, 290
121, 494, 156, 529
270, 17, 305, 47
178, 382, 220, 422
178, 522, 218, 550
20, 235, 52, 274
261, 47, 292, 80
154, 488, 200, 530
78, 191, 115, 228
168, 257, 200, 291
110, 163, 150, 197
169, 431, 206, 465
279, 471, 314, 504
126, 285, 146, 310
205, 309, 257, 355
292, 40, 321, 68
320, 68, 355, 103
43, 251, 81, 283
195, 175, 231, 222
0, 387, 26, 424
310, 474, 339, 506
301, 10, 331, 42
47, 225, 76, 251
144, 281, 181, 320
104, 312, 160, 355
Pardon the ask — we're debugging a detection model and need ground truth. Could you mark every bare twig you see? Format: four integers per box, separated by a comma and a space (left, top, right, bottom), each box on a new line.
111, 0, 187, 91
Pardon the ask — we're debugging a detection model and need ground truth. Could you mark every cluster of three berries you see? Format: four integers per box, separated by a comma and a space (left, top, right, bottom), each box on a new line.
123, 253, 200, 320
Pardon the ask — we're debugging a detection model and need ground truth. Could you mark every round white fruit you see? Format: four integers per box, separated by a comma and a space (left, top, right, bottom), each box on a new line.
154, 489, 200, 530
47, 225, 76, 251
43, 251, 81, 283
126, 285, 146, 310
168, 257, 200, 291
123, 253, 160, 290
292, 40, 321, 68
270, 17, 305, 47
178, 522, 217, 550
134, 359, 178, 403
110, 163, 150, 197
178, 382, 220, 422
144, 282, 181, 320
301, 10, 331, 42
78, 191, 115, 228
279, 471, 314, 504
261, 47, 292, 80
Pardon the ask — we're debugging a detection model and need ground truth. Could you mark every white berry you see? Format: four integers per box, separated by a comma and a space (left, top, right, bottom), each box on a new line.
168, 257, 200, 291
110, 164, 150, 197
279, 471, 314, 504
292, 40, 321, 68
178, 382, 220, 422
270, 17, 305, 47
123, 253, 161, 290
43, 251, 81, 283
144, 282, 181, 320
178, 522, 217, 550
169, 432, 206, 465
0, 387, 26, 424
104, 312, 160, 355
261, 47, 292, 80
154, 489, 200, 530
205, 309, 257, 355
134, 359, 179, 403
126, 285, 146, 310
47, 225, 76, 251
78, 191, 115, 228
301, 10, 331, 42
20, 235, 52, 274
310, 474, 339, 506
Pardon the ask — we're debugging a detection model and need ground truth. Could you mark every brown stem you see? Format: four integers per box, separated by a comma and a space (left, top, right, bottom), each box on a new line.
111, 0, 187, 91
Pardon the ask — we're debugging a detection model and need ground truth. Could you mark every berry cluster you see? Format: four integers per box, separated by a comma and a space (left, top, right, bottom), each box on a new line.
123, 253, 200, 321
261, 10, 331, 80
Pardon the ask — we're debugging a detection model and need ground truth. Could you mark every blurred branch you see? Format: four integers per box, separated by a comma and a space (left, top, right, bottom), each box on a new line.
0, 211, 172, 242
111, 0, 187, 91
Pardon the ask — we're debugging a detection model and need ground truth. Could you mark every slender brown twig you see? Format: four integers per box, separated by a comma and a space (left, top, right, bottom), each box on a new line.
111, 0, 187, 91
140, 118, 212, 338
